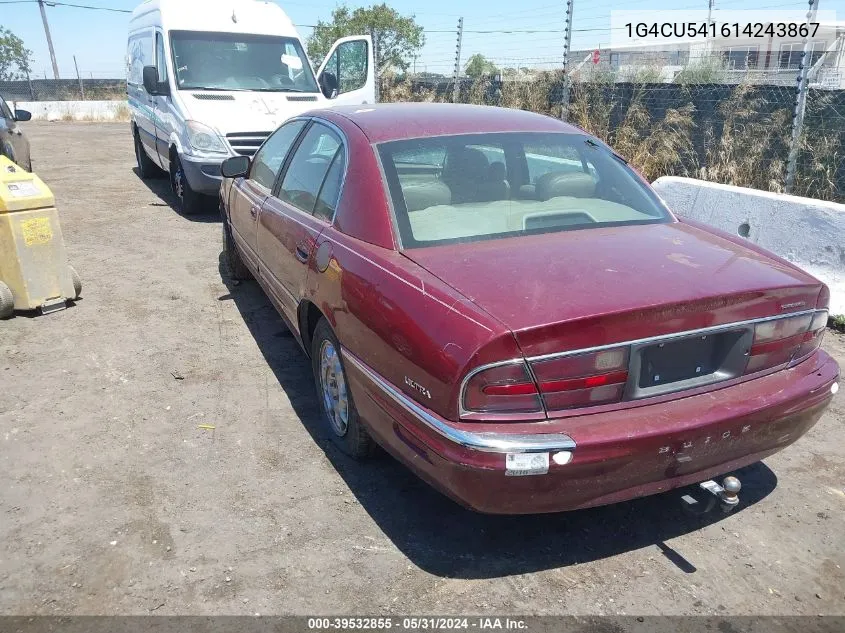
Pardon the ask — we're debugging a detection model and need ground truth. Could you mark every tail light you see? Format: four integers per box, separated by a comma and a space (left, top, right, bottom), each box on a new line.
531, 347, 630, 410
462, 362, 542, 414
745, 310, 827, 374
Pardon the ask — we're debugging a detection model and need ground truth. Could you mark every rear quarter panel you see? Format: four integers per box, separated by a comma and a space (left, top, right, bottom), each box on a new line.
306, 228, 513, 420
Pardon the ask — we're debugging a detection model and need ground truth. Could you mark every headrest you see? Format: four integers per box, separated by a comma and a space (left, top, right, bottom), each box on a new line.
402, 181, 452, 212
488, 161, 506, 181
445, 147, 489, 183
535, 171, 596, 200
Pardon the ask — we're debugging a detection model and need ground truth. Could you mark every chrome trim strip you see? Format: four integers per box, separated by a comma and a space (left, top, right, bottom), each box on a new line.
342, 348, 577, 454
459, 308, 823, 415
527, 309, 819, 363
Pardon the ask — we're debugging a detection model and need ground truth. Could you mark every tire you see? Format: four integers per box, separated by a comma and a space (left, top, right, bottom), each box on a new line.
0, 281, 14, 319
171, 154, 205, 216
133, 128, 162, 179
221, 213, 252, 281
311, 318, 374, 459
68, 265, 82, 300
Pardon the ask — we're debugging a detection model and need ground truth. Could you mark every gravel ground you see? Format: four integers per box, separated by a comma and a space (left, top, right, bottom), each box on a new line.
1, 122, 843, 616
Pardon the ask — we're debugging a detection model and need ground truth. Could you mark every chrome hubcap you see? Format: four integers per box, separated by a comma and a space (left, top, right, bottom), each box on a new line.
319, 340, 348, 436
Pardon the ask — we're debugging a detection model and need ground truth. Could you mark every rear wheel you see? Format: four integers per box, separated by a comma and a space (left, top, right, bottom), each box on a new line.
311, 318, 374, 459
0, 281, 14, 319
171, 154, 205, 216
134, 128, 162, 179
221, 213, 252, 281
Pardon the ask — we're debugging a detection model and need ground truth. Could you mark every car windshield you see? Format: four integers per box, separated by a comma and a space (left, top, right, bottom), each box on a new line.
377, 132, 672, 248
170, 30, 318, 93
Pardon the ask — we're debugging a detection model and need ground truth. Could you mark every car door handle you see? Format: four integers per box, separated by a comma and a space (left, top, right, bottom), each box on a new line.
250, 205, 259, 219
295, 243, 310, 263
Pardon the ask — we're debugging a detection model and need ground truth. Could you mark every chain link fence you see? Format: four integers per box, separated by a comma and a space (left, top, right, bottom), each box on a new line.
380, 71, 845, 204
0, 78, 125, 102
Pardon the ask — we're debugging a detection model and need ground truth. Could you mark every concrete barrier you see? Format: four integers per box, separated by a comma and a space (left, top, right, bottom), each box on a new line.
12, 100, 129, 122
652, 176, 845, 315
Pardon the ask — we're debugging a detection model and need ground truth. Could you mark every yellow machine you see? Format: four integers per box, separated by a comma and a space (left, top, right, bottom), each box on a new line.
0, 155, 81, 318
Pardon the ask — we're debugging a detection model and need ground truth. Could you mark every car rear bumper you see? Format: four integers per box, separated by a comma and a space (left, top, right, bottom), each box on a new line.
343, 347, 839, 514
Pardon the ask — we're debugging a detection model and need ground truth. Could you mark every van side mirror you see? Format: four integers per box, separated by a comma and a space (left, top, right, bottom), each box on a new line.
319, 71, 338, 99
14, 109, 32, 122
221, 155, 250, 179
143, 66, 170, 96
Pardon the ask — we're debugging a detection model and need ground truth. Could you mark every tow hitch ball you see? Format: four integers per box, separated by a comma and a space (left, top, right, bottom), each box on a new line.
681, 476, 742, 515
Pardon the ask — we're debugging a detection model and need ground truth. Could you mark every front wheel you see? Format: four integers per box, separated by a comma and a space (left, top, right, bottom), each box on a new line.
171, 155, 206, 216
311, 318, 374, 459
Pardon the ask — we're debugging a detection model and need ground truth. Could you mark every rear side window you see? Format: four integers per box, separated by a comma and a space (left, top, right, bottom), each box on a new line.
377, 132, 670, 247
279, 123, 343, 216
250, 120, 306, 190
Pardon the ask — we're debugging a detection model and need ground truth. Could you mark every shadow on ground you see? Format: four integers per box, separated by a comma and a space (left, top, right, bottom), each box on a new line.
217, 258, 778, 580
133, 167, 220, 223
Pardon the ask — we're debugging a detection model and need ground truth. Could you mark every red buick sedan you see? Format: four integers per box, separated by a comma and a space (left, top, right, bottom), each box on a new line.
219, 103, 839, 514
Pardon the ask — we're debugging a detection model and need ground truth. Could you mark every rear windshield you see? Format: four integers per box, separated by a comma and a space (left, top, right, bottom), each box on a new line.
377, 132, 671, 248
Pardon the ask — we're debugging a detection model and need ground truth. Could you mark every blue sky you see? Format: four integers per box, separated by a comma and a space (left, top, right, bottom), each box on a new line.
0, 0, 842, 78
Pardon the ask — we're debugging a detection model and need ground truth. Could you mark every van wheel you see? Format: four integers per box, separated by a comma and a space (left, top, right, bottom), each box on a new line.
311, 318, 374, 459
134, 128, 162, 179
0, 281, 14, 319
171, 155, 204, 215
222, 215, 252, 281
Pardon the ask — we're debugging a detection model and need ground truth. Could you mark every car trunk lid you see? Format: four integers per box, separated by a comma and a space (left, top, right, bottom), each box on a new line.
403, 221, 822, 359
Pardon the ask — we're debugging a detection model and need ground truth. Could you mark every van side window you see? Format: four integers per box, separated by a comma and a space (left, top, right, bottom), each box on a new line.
250, 120, 307, 190
279, 123, 343, 216
155, 32, 168, 83
323, 40, 368, 95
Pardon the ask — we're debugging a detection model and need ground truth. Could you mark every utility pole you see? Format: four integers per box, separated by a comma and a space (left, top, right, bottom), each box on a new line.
452, 17, 464, 103
785, 0, 820, 194
38, 0, 60, 80
560, 0, 575, 120
74, 55, 85, 100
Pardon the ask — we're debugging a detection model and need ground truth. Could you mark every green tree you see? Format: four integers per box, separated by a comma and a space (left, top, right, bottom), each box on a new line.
0, 27, 32, 81
307, 4, 424, 74
464, 54, 499, 78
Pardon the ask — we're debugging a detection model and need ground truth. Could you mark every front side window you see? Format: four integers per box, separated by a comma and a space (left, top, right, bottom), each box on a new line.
170, 31, 318, 93
279, 123, 343, 216
155, 32, 168, 83
378, 132, 671, 248
250, 120, 307, 190
127, 31, 153, 85
321, 40, 368, 95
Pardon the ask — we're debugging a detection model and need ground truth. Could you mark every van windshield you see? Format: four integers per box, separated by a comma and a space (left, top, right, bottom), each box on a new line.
170, 30, 319, 93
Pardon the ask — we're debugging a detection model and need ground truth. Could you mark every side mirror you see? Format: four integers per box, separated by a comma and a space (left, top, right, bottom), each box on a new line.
221, 155, 250, 179
319, 71, 338, 99
142, 65, 169, 96
14, 109, 32, 122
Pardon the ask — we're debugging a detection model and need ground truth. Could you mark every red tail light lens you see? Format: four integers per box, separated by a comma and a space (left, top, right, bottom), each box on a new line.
745, 311, 827, 374
463, 362, 543, 414
531, 347, 630, 410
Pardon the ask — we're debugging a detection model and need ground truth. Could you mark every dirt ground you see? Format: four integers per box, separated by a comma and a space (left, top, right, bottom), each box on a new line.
1, 122, 843, 616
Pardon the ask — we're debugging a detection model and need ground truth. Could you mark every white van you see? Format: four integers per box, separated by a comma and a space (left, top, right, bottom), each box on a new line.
127, 0, 374, 214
